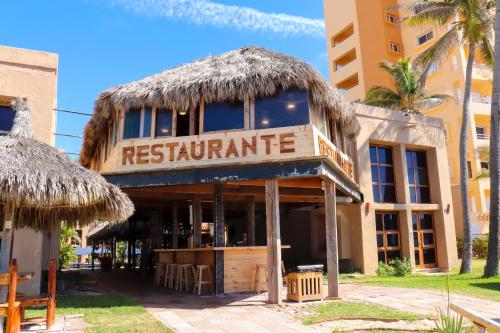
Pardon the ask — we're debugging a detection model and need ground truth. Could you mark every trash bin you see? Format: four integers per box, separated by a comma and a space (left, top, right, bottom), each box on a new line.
286, 265, 324, 302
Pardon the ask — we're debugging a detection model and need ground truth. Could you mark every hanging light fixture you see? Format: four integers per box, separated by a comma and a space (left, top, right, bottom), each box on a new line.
178, 109, 188, 116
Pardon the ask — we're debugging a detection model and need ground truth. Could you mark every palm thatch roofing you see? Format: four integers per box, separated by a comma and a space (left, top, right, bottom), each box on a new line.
0, 98, 134, 231
80, 46, 359, 166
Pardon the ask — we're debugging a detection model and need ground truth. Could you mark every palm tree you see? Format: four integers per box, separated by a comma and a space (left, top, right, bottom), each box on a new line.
363, 58, 449, 113
484, 4, 500, 278
402, 0, 494, 274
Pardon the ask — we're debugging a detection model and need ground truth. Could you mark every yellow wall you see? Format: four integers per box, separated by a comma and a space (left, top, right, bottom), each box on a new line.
324, 0, 492, 238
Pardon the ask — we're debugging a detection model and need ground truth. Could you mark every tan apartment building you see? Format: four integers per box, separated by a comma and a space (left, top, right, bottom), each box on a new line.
0, 45, 59, 294
324, 0, 492, 238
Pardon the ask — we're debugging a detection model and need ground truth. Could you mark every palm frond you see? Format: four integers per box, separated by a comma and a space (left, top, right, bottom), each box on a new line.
402, 2, 456, 27
414, 27, 459, 74
475, 169, 490, 180
478, 36, 494, 69
364, 86, 402, 109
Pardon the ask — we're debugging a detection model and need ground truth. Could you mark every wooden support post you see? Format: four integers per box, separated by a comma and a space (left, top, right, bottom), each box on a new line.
214, 183, 225, 295
265, 179, 282, 304
172, 202, 179, 249
246, 196, 256, 246
193, 197, 202, 248
324, 181, 340, 299
91, 244, 95, 271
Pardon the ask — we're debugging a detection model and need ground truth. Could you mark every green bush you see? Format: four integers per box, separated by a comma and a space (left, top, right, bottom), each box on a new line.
473, 235, 488, 259
377, 258, 412, 277
389, 258, 412, 276
435, 308, 464, 333
456, 238, 464, 258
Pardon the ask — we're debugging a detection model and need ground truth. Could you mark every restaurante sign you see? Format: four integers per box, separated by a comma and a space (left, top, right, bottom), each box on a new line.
121, 132, 296, 165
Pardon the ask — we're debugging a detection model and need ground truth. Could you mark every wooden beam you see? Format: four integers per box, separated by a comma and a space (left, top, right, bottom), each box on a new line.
265, 179, 282, 304
214, 184, 225, 295
246, 196, 256, 246
193, 196, 202, 247
324, 181, 339, 299
172, 202, 179, 249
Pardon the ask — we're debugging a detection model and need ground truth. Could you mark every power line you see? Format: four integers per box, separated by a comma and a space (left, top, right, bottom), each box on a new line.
54, 133, 82, 139
54, 108, 92, 116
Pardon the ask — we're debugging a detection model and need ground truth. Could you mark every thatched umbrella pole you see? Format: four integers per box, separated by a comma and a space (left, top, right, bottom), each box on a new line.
0, 201, 14, 274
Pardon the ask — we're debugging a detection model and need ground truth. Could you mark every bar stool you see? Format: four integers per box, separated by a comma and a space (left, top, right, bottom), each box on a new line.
155, 263, 167, 286
166, 264, 178, 289
177, 264, 195, 292
254, 264, 268, 293
163, 263, 174, 288
193, 265, 213, 295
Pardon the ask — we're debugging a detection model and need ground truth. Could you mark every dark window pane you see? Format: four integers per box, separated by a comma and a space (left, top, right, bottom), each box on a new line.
386, 250, 401, 260
386, 234, 399, 247
370, 146, 377, 163
408, 167, 415, 184
420, 214, 434, 229
384, 214, 399, 230
416, 152, 427, 167
378, 251, 385, 263
423, 233, 434, 245
378, 147, 393, 164
156, 109, 173, 137
371, 165, 379, 182
380, 166, 394, 183
415, 250, 420, 265
0, 105, 15, 132
381, 185, 396, 202
373, 185, 381, 203
406, 151, 414, 167
377, 234, 384, 248
143, 107, 152, 137
416, 168, 429, 185
255, 90, 310, 129
412, 213, 418, 230
423, 248, 436, 264
376, 214, 383, 231
418, 187, 431, 203
123, 108, 141, 139
410, 187, 417, 203
204, 101, 244, 132
413, 232, 419, 247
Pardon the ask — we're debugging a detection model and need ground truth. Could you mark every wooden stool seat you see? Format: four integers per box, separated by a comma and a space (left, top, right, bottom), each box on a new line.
193, 265, 213, 295
254, 264, 268, 294
155, 263, 168, 286
177, 264, 195, 292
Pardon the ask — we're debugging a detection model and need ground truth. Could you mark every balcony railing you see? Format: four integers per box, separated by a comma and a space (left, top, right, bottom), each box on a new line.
455, 96, 492, 104
476, 133, 490, 140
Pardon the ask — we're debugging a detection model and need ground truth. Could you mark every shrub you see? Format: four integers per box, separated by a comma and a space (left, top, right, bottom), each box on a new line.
389, 258, 412, 276
456, 238, 464, 259
377, 261, 395, 277
434, 308, 463, 333
473, 235, 488, 259
377, 258, 412, 277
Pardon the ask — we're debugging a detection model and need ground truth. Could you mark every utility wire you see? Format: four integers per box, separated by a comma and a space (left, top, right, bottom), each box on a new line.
54, 133, 82, 139
54, 108, 92, 116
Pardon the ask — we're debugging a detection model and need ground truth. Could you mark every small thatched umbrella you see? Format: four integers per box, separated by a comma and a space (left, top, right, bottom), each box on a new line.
0, 98, 134, 275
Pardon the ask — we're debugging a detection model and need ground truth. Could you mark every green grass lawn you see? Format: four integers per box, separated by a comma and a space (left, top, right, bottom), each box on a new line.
302, 301, 426, 325
342, 259, 500, 302
26, 294, 172, 333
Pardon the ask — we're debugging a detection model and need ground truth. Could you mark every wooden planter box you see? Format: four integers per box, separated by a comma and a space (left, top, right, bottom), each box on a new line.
286, 271, 323, 302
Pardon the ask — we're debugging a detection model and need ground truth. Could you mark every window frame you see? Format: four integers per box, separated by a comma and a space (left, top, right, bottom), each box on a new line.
389, 41, 402, 54
417, 30, 434, 46
370, 145, 397, 203
412, 211, 437, 268
122, 106, 153, 141
0, 104, 16, 135
202, 100, 246, 134
386, 12, 398, 24
376, 212, 402, 264
407, 150, 431, 204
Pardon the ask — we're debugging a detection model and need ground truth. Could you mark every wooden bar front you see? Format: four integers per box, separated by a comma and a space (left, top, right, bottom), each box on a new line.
155, 246, 290, 293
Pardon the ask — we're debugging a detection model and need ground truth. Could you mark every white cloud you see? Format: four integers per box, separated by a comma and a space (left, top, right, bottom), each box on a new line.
109, 0, 325, 38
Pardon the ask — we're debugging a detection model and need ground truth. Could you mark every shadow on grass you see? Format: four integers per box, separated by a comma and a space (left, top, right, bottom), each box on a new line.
55, 294, 139, 310
469, 282, 500, 292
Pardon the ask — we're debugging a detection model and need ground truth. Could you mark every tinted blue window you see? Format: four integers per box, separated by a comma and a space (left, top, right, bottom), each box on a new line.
406, 150, 430, 203
123, 108, 141, 139
0, 105, 15, 133
156, 108, 173, 137
143, 107, 152, 137
370, 146, 377, 163
255, 90, 309, 129
204, 101, 244, 132
377, 147, 393, 164
370, 145, 396, 203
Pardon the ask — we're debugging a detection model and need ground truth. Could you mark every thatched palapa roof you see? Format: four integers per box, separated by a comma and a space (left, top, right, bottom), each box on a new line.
0, 98, 134, 230
80, 46, 359, 166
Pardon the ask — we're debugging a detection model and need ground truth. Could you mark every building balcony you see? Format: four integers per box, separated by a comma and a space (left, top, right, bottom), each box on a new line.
472, 63, 492, 81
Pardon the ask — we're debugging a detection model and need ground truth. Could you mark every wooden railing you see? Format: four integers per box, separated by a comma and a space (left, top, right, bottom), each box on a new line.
451, 303, 500, 333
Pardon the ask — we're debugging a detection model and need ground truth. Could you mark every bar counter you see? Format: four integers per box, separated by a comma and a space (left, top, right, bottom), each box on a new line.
154, 246, 290, 293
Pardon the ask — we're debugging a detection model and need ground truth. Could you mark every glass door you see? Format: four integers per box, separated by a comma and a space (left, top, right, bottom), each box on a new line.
412, 212, 437, 268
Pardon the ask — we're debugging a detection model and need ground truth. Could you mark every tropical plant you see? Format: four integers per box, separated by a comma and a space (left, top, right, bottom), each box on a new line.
403, 0, 494, 274
59, 224, 79, 269
484, 2, 500, 278
363, 58, 449, 114
434, 308, 464, 333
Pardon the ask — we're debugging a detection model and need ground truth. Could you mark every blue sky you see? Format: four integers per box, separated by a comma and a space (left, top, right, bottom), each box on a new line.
2, 0, 328, 157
